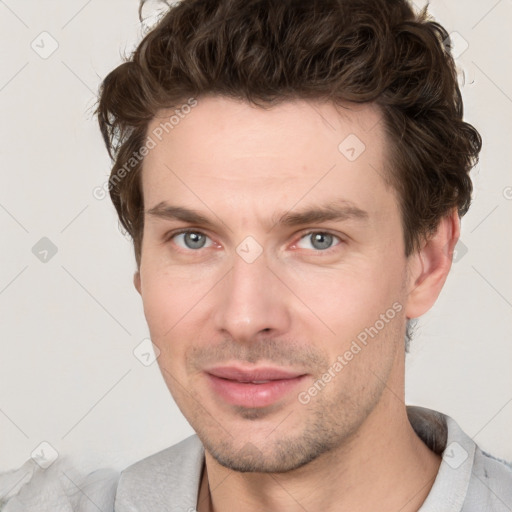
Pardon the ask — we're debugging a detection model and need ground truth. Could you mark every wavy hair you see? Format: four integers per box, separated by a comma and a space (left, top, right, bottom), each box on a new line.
96, 0, 481, 269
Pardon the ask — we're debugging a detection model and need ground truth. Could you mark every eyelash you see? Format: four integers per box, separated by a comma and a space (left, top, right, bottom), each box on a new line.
164, 228, 343, 253
293, 230, 343, 253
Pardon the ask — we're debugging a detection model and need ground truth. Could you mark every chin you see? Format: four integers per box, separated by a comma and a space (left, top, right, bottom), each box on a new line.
203, 430, 337, 474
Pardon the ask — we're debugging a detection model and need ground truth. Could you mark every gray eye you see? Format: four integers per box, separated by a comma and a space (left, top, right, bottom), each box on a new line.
180, 232, 208, 249
184, 232, 206, 249
310, 233, 334, 250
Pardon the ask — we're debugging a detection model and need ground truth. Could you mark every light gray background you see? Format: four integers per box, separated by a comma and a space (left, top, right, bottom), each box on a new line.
1, 0, 511, 474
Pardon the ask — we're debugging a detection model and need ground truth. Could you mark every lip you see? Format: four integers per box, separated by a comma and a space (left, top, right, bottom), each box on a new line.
205, 365, 307, 408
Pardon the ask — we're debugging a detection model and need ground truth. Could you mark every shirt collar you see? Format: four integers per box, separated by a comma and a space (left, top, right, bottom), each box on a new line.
186, 406, 476, 512
407, 405, 476, 512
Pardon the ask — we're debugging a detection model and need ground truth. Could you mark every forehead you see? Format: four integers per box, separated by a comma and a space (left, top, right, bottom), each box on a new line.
141, 96, 395, 222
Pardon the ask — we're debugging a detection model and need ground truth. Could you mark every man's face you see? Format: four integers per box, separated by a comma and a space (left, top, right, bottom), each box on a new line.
137, 96, 412, 472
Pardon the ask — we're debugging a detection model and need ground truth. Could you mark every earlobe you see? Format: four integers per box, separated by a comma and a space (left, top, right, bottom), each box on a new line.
134, 271, 142, 295
405, 209, 460, 319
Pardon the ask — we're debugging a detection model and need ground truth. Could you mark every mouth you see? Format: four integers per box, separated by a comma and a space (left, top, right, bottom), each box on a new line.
205, 365, 308, 408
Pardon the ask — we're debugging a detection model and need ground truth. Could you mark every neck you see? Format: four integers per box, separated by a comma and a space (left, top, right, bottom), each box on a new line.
198, 353, 441, 512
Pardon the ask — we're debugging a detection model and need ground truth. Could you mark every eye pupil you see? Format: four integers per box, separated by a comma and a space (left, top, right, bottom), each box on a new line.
179, 232, 335, 251
184, 232, 206, 249
311, 233, 333, 250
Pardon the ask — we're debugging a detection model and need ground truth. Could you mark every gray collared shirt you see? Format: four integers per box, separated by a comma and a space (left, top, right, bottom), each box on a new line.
114, 406, 512, 511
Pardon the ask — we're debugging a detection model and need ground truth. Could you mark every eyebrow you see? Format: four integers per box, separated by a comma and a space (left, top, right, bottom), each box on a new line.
145, 200, 368, 230
275, 200, 368, 227
146, 203, 217, 228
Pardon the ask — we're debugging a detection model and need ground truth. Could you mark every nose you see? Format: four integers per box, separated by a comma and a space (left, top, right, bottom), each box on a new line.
213, 249, 292, 343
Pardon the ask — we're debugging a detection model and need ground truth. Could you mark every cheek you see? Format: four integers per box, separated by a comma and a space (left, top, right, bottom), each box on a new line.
286, 260, 404, 336
139, 264, 221, 383
296, 268, 406, 382
140, 260, 211, 334
141, 280, 192, 391
141, 277, 179, 338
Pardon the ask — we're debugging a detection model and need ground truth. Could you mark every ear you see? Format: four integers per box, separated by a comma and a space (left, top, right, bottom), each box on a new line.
133, 270, 142, 295
405, 209, 460, 319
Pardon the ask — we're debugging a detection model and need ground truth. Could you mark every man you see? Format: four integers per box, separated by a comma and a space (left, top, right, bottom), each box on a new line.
96, 0, 512, 510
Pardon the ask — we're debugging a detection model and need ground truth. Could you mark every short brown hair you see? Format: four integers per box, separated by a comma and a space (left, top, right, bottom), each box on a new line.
96, 0, 481, 269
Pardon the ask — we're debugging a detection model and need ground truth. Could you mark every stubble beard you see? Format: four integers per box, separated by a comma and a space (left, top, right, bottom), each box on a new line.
193, 376, 386, 473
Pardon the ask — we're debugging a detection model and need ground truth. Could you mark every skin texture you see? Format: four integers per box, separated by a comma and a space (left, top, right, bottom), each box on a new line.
134, 96, 459, 512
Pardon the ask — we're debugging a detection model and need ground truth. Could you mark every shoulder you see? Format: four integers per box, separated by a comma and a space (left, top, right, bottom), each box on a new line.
407, 406, 512, 512
114, 434, 205, 512
1, 459, 119, 512
119, 435, 204, 480
465, 447, 512, 510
